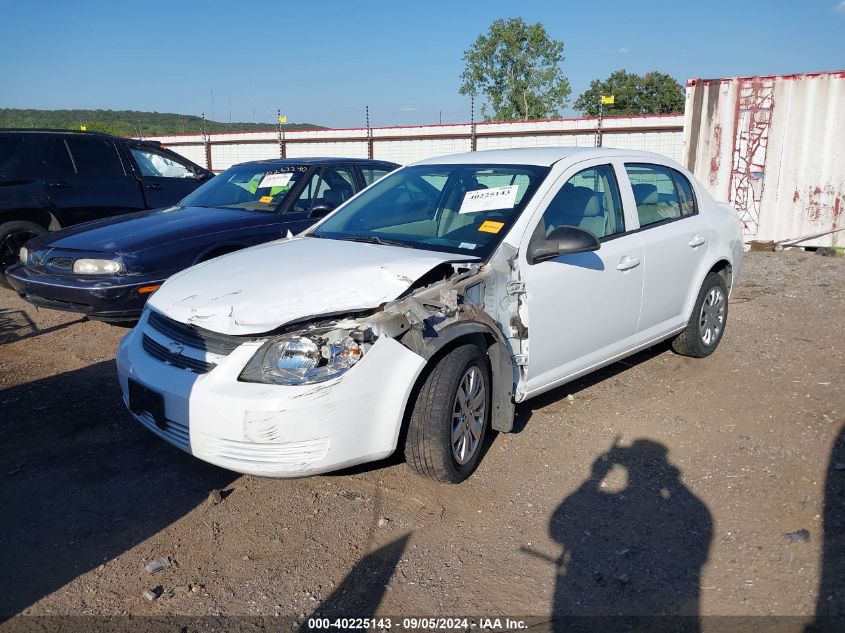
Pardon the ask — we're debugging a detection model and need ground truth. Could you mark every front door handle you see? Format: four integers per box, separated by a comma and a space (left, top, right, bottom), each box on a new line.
145, 183, 163, 191
616, 256, 641, 271
48, 181, 70, 188
688, 235, 706, 248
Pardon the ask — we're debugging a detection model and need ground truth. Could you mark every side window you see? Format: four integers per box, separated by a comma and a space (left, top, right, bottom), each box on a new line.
130, 147, 194, 178
292, 169, 323, 212
314, 167, 355, 208
625, 164, 683, 227
361, 166, 392, 186
65, 138, 125, 177
540, 164, 624, 240
672, 170, 697, 217
43, 139, 76, 178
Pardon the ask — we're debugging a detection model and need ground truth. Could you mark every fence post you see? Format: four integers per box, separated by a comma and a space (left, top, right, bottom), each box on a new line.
366, 105, 374, 159
201, 113, 213, 172
470, 95, 477, 151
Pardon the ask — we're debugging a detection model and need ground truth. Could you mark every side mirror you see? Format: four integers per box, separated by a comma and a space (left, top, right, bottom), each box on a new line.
309, 202, 336, 219
194, 170, 213, 182
527, 226, 600, 264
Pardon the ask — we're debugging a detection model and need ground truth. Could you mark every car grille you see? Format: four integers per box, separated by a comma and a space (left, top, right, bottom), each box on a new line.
133, 409, 191, 452
142, 334, 216, 374
147, 310, 248, 355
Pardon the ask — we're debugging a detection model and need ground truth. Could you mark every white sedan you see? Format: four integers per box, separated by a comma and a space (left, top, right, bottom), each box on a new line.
116, 148, 743, 482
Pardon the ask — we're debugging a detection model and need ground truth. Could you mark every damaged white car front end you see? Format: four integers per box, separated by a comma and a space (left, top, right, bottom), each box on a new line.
116, 234, 522, 477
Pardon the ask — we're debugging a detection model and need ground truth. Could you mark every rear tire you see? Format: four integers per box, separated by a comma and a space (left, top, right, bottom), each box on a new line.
671, 272, 729, 358
404, 344, 491, 483
0, 220, 47, 289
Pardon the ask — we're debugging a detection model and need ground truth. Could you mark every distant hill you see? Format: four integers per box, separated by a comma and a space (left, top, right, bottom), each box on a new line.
0, 108, 324, 137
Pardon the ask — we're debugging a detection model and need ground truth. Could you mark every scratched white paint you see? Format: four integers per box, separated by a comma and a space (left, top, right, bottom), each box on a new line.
147, 236, 477, 335
684, 71, 845, 247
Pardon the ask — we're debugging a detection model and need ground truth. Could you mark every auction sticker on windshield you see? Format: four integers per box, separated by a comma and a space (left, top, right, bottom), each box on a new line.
259, 172, 295, 189
459, 185, 518, 213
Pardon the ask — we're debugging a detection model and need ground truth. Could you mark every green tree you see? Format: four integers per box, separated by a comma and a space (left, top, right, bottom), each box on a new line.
459, 18, 571, 121
574, 70, 685, 116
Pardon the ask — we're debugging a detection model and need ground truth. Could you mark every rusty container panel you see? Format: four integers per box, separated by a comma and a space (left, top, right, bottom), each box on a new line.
684, 71, 845, 247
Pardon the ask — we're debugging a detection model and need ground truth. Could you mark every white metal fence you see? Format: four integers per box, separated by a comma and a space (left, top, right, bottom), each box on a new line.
144, 114, 685, 172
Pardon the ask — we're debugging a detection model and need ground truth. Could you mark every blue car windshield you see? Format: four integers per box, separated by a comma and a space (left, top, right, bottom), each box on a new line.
312, 164, 549, 258
180, 164, 311, 212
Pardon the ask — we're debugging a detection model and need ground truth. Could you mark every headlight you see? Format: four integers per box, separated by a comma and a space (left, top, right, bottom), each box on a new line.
72, 258, 122, 274
240, 332, 366, 385
18, 246, 27, 264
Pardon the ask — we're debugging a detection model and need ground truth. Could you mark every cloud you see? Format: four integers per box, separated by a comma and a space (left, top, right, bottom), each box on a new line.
836, 1, 845, 13
398, 106, 419, 112
618, 47, 629, 54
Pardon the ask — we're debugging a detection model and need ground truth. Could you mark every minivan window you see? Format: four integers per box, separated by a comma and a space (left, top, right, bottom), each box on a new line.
313, 164, 549, 258
65, 138, 126, 177
43, 139, 75, 178
625, 164, 684, 227
0, 135, 33, 179
131, 147, 194, 178
541, 164, 624, 240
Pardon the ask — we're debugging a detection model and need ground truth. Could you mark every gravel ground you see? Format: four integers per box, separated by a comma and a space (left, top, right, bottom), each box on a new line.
0, 251, 842, 630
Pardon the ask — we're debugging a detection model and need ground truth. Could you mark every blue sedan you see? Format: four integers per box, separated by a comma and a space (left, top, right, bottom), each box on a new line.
5, 157, 397, 321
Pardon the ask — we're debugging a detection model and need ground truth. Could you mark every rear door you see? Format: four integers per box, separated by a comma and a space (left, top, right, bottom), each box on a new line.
47, 136, 146, 225
623, 163, 710, 344
127, 145, 206, 208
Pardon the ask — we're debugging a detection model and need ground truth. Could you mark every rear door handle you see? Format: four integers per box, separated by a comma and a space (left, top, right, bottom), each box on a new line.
145, 183, 163, 191
688, 235, 706, 248
616, 256, 641, 271
48, 181, 70, 188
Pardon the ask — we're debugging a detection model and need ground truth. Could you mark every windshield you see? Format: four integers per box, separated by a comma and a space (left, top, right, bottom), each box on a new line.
312, 164, 549, 258
180, 163, 311, 211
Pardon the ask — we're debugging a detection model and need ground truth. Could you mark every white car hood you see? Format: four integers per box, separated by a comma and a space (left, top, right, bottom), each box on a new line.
148, 236, 471, 335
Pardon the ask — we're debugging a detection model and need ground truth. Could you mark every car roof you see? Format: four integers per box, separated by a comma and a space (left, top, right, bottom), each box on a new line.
0, 128, 119, 138
234, 157, 398, 168
412, 147, 680, 168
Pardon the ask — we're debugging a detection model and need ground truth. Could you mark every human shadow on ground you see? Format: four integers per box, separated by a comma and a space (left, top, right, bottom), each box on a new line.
302, 534, 410, 629
545, 439, 712, 633
806, 424, 845, 633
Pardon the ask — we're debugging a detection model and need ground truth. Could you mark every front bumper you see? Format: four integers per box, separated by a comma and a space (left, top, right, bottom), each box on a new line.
6, 264, 164, 321
116, 312, 427, 477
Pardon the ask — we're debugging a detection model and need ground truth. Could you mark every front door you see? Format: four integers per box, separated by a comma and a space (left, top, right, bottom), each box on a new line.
520, 161, 644, 395
128, 145, 205, 208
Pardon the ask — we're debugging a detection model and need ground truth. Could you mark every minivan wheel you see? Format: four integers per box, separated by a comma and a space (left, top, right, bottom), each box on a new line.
0, 221, 47, 288
671, 271, 729, 358
404, 344, 491, 483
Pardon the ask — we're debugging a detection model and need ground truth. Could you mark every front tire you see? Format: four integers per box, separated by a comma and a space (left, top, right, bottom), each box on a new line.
0, 220, 47, 289
404, 344, 491, 483
671, 271, 729, 358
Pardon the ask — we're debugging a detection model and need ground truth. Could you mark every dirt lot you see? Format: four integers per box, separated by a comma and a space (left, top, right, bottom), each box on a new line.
0, 251, 843, 629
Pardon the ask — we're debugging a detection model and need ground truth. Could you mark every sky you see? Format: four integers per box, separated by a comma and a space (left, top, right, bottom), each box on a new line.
0, 0, 843, 129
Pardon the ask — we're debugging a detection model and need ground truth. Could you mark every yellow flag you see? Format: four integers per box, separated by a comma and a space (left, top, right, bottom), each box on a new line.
277, 115, 287, 123
80, 124, 87, 131
601, 95, 615, 105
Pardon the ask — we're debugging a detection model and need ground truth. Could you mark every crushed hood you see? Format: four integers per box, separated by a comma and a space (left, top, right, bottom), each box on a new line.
147, 236, 473, 335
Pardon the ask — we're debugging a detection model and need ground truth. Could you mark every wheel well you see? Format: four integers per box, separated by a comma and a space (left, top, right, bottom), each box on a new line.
708, 260, 733, 294
0, 209, 59, 231
396, 332, 496, 455
195, 244, 244, 264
